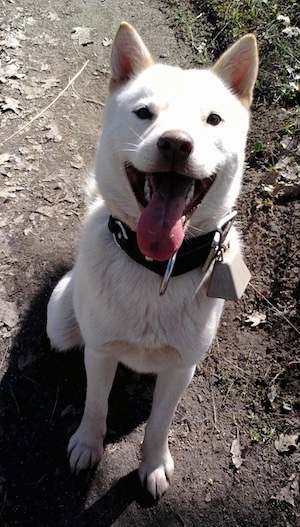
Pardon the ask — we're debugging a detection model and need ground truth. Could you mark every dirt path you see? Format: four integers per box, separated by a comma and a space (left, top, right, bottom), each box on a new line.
0, 1, 299, 526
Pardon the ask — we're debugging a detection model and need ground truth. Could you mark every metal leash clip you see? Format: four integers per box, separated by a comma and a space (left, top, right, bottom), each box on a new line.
159, 251, 178, 295
202, 211, 237, 274
159, 211, 237, 295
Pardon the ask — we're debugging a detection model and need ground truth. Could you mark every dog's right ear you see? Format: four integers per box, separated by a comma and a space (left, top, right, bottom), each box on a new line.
109, 22, 154, 93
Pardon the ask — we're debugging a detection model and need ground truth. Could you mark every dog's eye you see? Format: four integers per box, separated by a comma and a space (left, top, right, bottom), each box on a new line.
134, 106, 153, 120
207, 113, 222, 126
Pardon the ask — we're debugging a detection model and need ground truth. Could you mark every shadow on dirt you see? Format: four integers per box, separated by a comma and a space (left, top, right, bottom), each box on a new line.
0, 267, 296, 527
0, 266, 155, 526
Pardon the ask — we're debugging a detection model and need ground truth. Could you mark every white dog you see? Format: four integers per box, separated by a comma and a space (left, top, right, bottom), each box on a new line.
47, 22, 258, 499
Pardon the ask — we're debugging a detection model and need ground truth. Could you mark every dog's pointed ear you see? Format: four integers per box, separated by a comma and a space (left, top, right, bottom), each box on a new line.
109, 22, 154, 93
212, 34, 258, 109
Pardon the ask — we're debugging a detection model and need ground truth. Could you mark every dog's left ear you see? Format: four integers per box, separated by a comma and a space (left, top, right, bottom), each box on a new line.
212, 34, 259, 109
109, 22, 154, 93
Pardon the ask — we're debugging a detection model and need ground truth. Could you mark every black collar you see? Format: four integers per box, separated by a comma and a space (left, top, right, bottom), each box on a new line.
108, 214, 236, 278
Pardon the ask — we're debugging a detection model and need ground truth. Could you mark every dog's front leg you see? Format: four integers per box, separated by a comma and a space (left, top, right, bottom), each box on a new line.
68, 347, 118, 474
139, 365, 196, 499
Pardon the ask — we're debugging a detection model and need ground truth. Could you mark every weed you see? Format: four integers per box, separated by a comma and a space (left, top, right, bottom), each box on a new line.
252, 141, 263, 154
164, 0, 300, 106
174, 9, 195, 39
248, 411, 276, 444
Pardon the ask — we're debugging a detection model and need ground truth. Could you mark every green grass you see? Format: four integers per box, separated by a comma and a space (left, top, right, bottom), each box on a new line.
166, 0, 300, 107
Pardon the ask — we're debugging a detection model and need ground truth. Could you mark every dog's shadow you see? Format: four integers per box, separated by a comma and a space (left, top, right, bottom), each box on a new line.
0, 266, 155, 526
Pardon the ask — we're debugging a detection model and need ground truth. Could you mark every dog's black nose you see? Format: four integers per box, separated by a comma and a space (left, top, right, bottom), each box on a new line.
157, 130, 194, 163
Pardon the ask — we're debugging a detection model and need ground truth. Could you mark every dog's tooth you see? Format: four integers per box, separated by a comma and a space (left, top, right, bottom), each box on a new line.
144, 175, 151, 203
182, 215, 186, 225
185, 180, 195, 207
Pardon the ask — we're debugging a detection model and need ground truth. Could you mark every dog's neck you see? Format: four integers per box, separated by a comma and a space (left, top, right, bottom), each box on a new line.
108, 212, 236, 278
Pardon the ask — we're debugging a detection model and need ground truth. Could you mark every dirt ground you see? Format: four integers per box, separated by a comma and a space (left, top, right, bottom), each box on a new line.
0, 1, 299, 526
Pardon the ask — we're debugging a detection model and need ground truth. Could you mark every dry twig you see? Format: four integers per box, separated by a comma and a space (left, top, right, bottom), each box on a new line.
1, 60, 89, 146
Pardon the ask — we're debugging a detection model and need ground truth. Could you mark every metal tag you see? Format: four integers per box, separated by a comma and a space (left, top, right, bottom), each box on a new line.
207, 246, 251, 301
159, 252, 177, 295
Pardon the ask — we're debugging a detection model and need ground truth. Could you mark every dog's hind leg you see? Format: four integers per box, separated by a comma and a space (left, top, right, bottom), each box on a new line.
47, 271, 83, 351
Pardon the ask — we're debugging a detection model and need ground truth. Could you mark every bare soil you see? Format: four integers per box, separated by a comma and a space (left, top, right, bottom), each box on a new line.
0, 1, 299, 526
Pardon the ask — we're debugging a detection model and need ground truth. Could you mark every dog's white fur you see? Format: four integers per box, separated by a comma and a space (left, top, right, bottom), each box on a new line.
47, 23, 258, 499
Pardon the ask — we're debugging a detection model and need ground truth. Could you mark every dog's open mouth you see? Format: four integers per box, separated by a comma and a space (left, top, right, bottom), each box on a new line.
126, 164, 216, 261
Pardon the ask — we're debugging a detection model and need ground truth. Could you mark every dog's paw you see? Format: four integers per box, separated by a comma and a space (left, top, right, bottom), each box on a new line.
138, 449, 174, 499
67, 429, 103, 474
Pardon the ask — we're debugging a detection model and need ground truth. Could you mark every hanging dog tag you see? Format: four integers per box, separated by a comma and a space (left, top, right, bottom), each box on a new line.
207, 246, 251, 301
159, 252, 178, 295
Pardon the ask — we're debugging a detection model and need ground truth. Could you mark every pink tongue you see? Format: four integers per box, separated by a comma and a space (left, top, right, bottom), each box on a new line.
137, 187, 186, 261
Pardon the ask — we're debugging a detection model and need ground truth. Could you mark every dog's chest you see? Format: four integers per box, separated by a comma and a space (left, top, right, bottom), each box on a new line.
102, 339, 181, 373
76, 213, 224, 369
78, 264, 224, 369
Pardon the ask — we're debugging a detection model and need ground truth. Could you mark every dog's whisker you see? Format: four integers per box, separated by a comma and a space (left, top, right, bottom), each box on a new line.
98, 146, 138, 162
117, 118, 144, 141
185, 226, 203, 238
124, 124, 144, 141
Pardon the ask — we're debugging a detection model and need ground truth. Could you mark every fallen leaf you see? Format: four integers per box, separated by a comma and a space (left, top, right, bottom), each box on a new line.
0, 300, 19, 328
231, 431, 243, 469
271, 474, 299, 507
0, 35, 21, 48
71, 153, 84, 169
282, 26, 300, 37
13, 156, 27, 171
102, 37, 112, 47
25, 16, 36, 26
0, 186, 25, 198
0, 153, 10, 166
39, 77, 60, 90
282, 401, 293, 412
35, 206, 53, 217
280, 135, 293, 151
277, 14, 290, 26
22, 78, 59, 100
1, 96, 22, 114
275, 433, 299, 453
275, 156, 300, 178
261, 184, 275, 195
22, 84, 44, 100
71, 27, 94, 46
274, 182, 300, 199
244, 311, 266, 327
43, 122, 62, 143
0, 63, 24, 83
272, 155, 300, 199
48, 12, 61, 22
267, 384, 278, 404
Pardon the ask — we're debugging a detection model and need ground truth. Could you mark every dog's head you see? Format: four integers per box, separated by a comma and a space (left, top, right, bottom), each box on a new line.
96, 22, 258, 262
